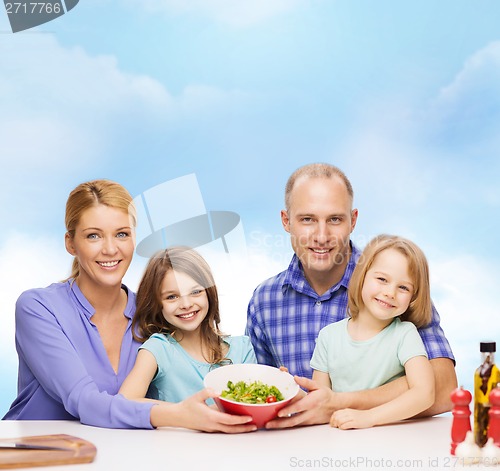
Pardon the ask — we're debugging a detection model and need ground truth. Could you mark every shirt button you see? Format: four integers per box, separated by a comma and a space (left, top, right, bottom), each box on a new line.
315, 301, 321, 306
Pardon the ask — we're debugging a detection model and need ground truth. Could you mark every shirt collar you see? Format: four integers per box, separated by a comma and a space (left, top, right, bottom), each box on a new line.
342, 243, 361, 288
67, 279, 134, 320
282, 242, 362, 298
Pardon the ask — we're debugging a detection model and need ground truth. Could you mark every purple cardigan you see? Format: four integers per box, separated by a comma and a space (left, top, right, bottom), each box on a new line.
3, 281, 154, 429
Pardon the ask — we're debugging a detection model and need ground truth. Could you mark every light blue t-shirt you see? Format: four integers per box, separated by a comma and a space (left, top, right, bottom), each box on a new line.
141, 334, 257, 403
310, 317, 427, 392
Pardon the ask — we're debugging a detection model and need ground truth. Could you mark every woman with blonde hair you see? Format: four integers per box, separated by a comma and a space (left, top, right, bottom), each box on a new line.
4, 179, 256, 433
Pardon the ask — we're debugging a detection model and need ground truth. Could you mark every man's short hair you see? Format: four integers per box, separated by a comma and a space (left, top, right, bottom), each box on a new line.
285, 163, 354, 211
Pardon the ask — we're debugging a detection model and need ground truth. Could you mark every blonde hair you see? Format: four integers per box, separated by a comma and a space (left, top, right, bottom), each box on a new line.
132, 246, 228, 365
284, 163, 354, 211
348, 234, 432, 328
65, 179, 136, 280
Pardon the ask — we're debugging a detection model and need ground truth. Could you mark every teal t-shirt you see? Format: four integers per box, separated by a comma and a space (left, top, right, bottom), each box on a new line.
310, 317, 427, 392
140, 334, 257, 403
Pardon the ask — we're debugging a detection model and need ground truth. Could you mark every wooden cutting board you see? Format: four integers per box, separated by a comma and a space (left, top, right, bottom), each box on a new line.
0, 434, 96, 469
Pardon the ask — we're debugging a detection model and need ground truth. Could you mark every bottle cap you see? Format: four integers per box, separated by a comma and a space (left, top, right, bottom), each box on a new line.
480, 342, 496, 352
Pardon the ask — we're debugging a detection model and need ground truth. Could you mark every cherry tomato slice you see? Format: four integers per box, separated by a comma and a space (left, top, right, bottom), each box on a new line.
266, 394, 277, 403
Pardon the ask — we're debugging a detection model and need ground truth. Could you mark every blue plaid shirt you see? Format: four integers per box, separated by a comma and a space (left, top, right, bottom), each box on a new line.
246, 243, 455, 379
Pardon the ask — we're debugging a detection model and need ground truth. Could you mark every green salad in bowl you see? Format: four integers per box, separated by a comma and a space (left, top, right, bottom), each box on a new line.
221, 380, 284, 404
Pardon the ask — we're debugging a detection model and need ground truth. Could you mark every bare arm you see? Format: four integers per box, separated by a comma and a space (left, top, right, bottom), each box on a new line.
330, 356, 435, 429
415, 358, 457, 417
312, 370, 332, 388
333, 357, 456, 416
119, 349, 157, 400
332, 375, 409, 410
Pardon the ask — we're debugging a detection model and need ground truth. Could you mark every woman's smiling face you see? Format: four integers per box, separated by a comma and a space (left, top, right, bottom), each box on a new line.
65, 204, 135, 290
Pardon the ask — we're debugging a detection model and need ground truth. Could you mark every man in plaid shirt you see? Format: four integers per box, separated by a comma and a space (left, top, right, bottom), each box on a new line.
245, 163, 457, 428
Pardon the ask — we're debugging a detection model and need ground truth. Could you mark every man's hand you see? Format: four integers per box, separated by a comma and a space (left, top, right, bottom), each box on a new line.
265, 376, 335, 429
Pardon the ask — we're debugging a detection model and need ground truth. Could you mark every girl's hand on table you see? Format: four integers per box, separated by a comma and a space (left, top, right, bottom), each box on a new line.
330, 408, 375, 430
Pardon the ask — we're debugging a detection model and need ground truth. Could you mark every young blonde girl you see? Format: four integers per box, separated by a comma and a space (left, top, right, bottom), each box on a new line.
119, 246, 257, 403
310, 234, 435, 429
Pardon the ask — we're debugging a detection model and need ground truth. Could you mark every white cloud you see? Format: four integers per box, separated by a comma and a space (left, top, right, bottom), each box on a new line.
0, 117, 94, 168
424, 41, 500, 149
0, 233, 71, 360
434, 41, 500, 112
0, 33, 256, 175
344, 131, 433, 208
2, 36, 170, 112
124, 0, 306, 27
0, 34, 171, 169
0, 32, 257, 240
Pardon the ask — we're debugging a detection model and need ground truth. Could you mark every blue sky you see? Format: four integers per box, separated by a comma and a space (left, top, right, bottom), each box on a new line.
1, 0, 500, 416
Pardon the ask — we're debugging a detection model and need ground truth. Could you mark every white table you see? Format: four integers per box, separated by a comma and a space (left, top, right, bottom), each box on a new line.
0, 417, 482, 470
